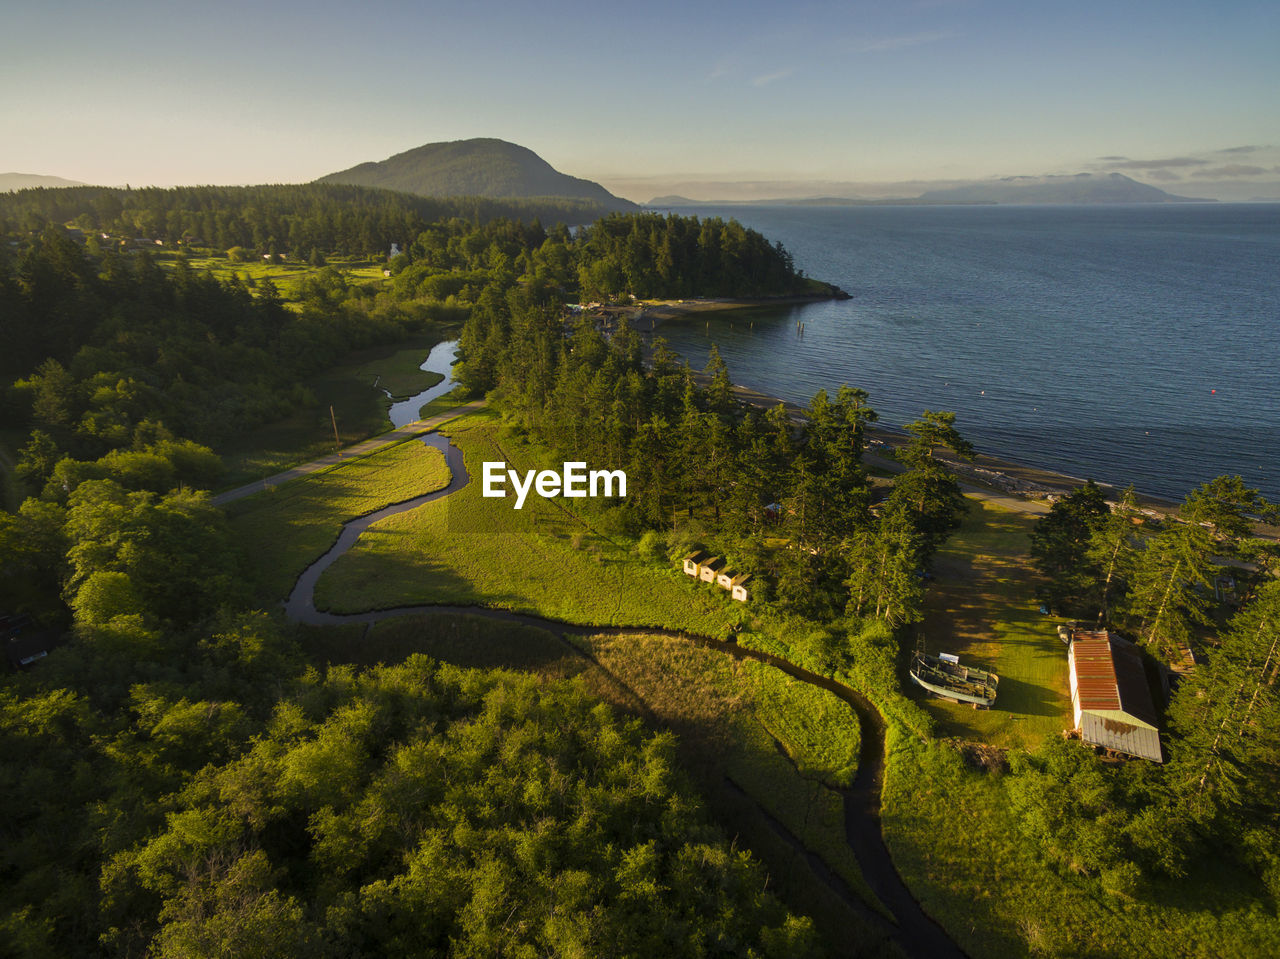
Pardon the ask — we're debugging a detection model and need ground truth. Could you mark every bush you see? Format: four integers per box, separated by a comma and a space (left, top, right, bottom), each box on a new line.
636, 530, 667, 563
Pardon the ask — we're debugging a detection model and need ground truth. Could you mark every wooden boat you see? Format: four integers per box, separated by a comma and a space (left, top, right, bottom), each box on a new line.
909, 649, 999, 708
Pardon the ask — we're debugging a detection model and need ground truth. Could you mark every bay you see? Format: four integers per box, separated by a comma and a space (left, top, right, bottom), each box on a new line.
655, 203, 1280, 502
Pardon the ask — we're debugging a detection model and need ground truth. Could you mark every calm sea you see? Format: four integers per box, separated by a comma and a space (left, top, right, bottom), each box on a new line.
656, 203, 1280, 502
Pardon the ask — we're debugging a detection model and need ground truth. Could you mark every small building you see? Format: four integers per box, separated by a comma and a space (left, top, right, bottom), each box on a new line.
682, 550, 709, 578
699, 556, 726, 583
728, 572, 752, 603
1068, 630, 1162, 762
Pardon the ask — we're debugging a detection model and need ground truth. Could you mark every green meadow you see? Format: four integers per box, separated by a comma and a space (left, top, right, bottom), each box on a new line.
227, 438, 451, 605
918, 498, 1072, 749
180, 252, 390, 304
314, 411, 746, 636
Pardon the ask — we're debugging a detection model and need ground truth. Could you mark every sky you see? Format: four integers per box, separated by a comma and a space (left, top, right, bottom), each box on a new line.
2, 0, 1278, 201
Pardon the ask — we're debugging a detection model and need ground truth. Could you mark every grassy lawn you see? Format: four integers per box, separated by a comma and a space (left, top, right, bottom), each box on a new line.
227, 438, 451, 606
314, 411, 747, 636
917, 498, 1072, 750
216, 336, 447, 489
881, 730, 1280, 959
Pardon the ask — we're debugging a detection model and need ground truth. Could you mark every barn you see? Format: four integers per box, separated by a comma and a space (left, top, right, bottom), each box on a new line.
1068, 630, 1163, 763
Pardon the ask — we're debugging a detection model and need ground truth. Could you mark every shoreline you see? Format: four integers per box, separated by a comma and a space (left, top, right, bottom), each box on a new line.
597, 298, 1277, 536
623, 293, 848, 335
619, 298, 1183, 514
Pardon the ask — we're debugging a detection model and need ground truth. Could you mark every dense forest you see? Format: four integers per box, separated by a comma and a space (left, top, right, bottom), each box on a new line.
0, 184, 624, 258
2, 187, 1277, 954
0, 201, 840, 955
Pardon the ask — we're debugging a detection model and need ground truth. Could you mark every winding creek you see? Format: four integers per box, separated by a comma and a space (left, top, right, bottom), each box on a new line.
387, 339, 460, 428
283, 425, 968, 959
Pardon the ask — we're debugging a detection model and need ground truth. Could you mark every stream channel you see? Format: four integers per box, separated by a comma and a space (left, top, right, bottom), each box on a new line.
290, 339, 968, 959
387, 339, 460, 428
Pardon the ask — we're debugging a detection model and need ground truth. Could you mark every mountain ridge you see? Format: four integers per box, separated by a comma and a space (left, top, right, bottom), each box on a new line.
317, 138, 636, 210
1, 172, 87, 192
648, 172, 1213, 207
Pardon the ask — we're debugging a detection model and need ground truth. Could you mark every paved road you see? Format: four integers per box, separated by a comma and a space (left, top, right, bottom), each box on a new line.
211, 400, 485, 506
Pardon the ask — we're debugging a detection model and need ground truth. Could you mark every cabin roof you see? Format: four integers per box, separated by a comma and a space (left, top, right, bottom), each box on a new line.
1070, 631, 1158, 727
683, 550, 709, 564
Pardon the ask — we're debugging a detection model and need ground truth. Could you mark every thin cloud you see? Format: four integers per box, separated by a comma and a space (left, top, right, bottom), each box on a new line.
1216, 145, 1263, 155
855, 31, 952, 53
752, 69, 794, 87
1190, 164, 1268, 178
1100, 156, 1209, 170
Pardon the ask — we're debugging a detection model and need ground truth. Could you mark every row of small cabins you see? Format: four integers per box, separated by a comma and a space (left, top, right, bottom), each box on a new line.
682, 551, 751, 602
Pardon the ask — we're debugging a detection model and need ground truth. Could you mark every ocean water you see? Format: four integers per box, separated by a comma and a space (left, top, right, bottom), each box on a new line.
655, 204, 1280, 502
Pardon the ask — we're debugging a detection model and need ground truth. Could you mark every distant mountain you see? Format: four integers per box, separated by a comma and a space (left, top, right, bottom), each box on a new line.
648, 195, 706, 206
1, 172, 86, 192
650, 172, 1216, 207
318, 138, 636, 210
916, 173, 1210, 205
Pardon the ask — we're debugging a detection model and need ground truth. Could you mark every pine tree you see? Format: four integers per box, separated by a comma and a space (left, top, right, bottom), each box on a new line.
1167, 581, 1280, 823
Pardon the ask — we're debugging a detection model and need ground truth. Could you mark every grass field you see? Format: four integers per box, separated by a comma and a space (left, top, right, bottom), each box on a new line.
416, 384, 473, 422
917, 498, 1072, 749
350, 348, 443, 401
881, 729, 1280, 959
179, 253, 390, 304
227, 438, 451, 605
217, 336, 447, 489
314, 412, 747, 636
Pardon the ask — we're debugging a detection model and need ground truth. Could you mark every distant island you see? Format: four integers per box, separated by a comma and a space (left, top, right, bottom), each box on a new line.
651, 172, 1213, 207
318, 138, 637, 211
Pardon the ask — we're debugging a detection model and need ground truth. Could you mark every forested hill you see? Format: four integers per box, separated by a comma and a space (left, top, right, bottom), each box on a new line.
317, 138, 637, 211
0, 183, 622, 256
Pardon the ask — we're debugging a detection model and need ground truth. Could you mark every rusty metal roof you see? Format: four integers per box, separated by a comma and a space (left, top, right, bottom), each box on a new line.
1071, 630, 1159, 728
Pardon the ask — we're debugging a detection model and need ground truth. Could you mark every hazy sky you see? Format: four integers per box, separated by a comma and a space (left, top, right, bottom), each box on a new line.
3, 0, 1277, 200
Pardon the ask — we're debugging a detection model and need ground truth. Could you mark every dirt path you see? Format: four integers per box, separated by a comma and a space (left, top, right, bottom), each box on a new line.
211, 400, 484, 507
282, 428, 968, 959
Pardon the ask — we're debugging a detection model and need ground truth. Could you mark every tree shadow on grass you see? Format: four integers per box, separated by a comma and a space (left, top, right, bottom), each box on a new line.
316, 543, 526, 615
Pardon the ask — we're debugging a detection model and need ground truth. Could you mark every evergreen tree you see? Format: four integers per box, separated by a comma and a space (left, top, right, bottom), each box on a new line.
1030, 480, 1110, 616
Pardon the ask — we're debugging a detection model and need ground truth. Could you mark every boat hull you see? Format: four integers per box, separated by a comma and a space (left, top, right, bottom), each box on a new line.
908, 652, 999, 707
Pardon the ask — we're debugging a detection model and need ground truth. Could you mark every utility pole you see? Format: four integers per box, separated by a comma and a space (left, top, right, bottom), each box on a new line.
330, 405, 341, 456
